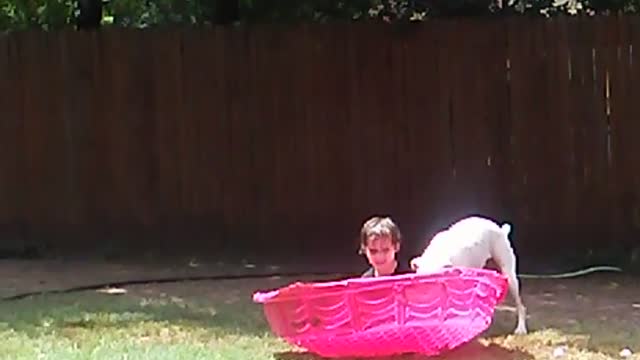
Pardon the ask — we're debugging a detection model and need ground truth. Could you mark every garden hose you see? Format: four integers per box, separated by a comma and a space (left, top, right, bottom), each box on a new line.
518, 265, 623, 279
0, 265, 624, 302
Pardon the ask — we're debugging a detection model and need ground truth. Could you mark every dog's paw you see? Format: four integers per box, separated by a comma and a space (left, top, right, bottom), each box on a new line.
514, 326, 528, 335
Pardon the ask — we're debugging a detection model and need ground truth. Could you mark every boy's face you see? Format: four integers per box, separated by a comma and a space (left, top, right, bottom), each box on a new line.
363, 234, 399, 273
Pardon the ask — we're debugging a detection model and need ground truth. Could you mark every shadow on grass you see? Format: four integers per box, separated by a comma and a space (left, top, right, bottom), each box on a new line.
0, 291, 270, 337
274, 340, 534, 360
3, 273, 636, 359
487, 275, 640, 357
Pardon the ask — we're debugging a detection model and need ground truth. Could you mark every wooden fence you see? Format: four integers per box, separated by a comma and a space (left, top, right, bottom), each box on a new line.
0, 15, 639, 261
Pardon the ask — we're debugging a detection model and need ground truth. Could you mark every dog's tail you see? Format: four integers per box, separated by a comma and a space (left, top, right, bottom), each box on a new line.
500, 223, 512, 236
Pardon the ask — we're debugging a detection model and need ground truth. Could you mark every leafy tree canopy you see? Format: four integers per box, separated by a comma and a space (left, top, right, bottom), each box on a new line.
0, 0, 633, 32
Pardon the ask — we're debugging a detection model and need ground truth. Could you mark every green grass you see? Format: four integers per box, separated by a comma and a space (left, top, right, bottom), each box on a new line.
0, 291, 290, 360
0, 277, 638, 360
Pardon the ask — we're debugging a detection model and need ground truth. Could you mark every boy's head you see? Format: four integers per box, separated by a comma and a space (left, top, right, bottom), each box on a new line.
359, 216, 402, 274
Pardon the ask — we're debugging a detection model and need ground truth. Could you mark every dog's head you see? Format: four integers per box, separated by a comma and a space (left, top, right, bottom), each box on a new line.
409, 231, 450, 274
409, 255, 437, 274
409, 256, 423, 272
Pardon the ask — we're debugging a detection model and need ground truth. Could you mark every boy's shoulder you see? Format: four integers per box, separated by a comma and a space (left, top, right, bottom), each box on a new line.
361, 267, 376, 277
361, 260, 412, 278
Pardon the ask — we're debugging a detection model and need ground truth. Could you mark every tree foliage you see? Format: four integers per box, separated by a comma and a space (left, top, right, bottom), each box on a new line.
0, 0, 635, 32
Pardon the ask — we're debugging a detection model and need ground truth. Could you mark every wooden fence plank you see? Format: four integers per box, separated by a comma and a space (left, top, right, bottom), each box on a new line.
1, 19, 639, 260
506, 18, 576, 255
610, 15, 640, 248
0, 34, 25, 251
448, 19, 507, 222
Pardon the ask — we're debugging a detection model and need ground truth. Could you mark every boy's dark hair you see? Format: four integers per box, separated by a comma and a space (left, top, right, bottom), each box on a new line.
359, 216, 402, 254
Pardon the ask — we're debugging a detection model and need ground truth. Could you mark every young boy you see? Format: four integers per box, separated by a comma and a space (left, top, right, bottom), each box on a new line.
359, 216, 411, 277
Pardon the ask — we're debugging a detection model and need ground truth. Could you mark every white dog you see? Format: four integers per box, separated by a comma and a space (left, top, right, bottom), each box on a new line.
410, 216, 527, 335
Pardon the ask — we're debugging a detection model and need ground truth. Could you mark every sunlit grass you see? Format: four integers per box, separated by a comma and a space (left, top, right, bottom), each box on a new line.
0, 277, 637, 360
0, 291, 290, 360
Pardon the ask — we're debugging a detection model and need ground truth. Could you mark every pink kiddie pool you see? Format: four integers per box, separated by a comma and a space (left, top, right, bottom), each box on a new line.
253, 267, 508, 358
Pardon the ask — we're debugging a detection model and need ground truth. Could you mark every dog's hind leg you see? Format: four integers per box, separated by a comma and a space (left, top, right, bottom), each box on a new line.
505, 266, 528, 334
494, 225, 528, 335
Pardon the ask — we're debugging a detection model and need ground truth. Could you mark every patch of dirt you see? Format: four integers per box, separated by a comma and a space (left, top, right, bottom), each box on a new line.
120, 273, 640, 330
0, 258, 359, 299
119, 272, 640, 359
2, 260, 639, 359
515, 274, 640, 333
3, 260, 638, 329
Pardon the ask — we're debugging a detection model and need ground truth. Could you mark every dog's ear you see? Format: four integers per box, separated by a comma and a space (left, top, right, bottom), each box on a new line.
500, 223, 512, 235
410, 257, 419, 271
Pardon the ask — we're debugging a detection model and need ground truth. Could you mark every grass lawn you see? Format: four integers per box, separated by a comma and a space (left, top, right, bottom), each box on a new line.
0, 282, 288, 360
0, 273, 639, 360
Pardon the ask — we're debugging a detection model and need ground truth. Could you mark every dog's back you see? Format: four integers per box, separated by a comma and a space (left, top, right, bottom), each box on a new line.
426, 216, 512, 269
413, 215, 527, 334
